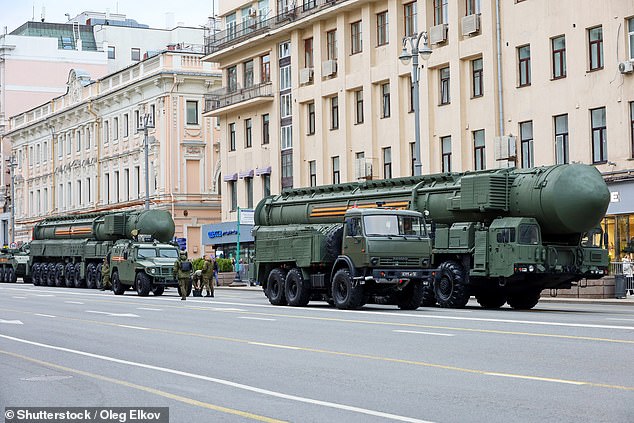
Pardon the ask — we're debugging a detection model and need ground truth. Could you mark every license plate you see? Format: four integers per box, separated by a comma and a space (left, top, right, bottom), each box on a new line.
400, 271, 418, 277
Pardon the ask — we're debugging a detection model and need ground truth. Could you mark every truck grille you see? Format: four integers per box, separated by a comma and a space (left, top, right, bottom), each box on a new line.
379, 257, 419, 267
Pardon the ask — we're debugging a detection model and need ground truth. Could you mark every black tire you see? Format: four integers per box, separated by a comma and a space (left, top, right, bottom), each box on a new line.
46, 264, 55, 286
8, 267, 17, 284
397, 280, 425, 310
65, 263, 75, 287
331, 268, 365, 309
32, 264, 41, 286
95, 264, 103, 290
0, 267, 6, 283
86, 263, 96, 289
151, 285, 164, 296
434, 261, 470, 308
507, 289, 541, 310
112, 270, 126, 295
475, 289, 507, 309
324, 226, 344, 262
266, 268, 287, 305
55, 264, 64, 287
284, 268, 311, 307
421, 283, 436, 307
74, 263, 85, 288
135, 272, 151, 296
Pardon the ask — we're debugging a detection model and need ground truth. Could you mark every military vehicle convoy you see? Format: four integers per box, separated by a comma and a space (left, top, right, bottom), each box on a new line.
253, 207, 436, 309
253, 164, 610, 310
28, 209, 181, 295
0, 244, 31, 284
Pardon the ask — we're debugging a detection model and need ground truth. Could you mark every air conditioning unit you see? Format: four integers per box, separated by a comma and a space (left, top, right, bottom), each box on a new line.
354, 158, 373, 180
299, 68, 314, 84
461, 14, 480, 36
494, 135, 517, 161
322, 60, 337, 77
429, 24, 448, 45
618, 60, 634, 74
248, 8, 258, 18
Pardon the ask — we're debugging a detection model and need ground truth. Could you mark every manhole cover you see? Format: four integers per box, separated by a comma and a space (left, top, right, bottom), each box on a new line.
20, 375, 73, 382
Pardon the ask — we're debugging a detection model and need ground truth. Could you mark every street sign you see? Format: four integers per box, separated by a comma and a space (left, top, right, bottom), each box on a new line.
240, 209, 255, 225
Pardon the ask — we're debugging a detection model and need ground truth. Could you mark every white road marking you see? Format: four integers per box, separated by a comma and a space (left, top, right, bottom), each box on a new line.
238, 317, 276, 321
34, 314, 56, 318
85, 311, 139, 318
65, 301, 84, 305
35, 294, 55, 297
606, 318, 634, 322
0, 319, 23, 325
0, 334, 435, 423
248, 342, 301, 350
484, 372, 585, 385
136, 307, 162, 311
117, 325, 148, 330
394, 330, 454, 337
11, 296, 26, 299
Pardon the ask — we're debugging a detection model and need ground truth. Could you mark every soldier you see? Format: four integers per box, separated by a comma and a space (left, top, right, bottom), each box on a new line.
201, 255, 214, 298
174, 250, 192, 300
100, 255, 111, 291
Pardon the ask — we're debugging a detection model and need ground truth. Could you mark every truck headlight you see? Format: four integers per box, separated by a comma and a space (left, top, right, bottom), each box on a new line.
528, 265, 535, 272
370, 257, 379, 265
148, 267, 156, 275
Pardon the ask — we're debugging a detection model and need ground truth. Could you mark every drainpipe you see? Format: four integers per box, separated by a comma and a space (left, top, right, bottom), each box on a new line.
87, 101, 101, 210
168, 74, 180, 219
495, 0, 505, 140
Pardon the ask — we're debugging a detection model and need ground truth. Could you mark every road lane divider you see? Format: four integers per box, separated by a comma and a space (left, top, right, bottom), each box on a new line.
394, 330, 454, 337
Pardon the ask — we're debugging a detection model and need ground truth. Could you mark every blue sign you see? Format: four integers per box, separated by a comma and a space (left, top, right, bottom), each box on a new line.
202, 222, 254, 245
175, 237, 187, 251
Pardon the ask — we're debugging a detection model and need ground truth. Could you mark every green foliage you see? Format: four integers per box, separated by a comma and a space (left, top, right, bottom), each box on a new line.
217, 258, 233, 272
192, 257, 205, 271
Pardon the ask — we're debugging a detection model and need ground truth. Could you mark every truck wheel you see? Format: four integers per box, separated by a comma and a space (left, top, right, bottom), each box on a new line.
266, 268, 287, 305
151, 285, 164, 296
112, 270, 125, 295
74, 263, 85, 288
135, 272, 151, 296
435, 261, 469, 308
8, 268, 17, 284
95, 264, 103, 290
421, 283, 436, 307
324, 226, 344, 262
331, 268, 364, 309
397, 280, 425, 310
45, 263, 55, 286
55, 264, 64, 287
65, 263, 75, 287
32, 264, 41, 286
285, 268, 310, 306
86, 263, 96, 289
507, 289, 541, 310
475, 289, 507, 309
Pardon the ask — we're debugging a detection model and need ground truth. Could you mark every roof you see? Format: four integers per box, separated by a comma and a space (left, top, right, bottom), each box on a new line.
10, 21, 98, 51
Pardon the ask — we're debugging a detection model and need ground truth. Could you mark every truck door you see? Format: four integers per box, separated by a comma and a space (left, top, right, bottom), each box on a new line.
489, 227, 515, 277
342, 217, 365, 266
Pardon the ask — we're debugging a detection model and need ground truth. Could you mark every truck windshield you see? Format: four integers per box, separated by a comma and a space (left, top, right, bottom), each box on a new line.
581, 227, 604, 248
518, 224, 540, 245
363, 215, 424, 237
159, 249, 179, 258
137, 248, 157, 259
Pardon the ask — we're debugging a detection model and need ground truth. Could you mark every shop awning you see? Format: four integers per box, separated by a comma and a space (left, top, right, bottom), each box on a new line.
255, 166, 272, 176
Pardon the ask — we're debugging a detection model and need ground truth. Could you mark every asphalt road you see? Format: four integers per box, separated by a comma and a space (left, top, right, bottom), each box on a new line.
1, 283, 633, 423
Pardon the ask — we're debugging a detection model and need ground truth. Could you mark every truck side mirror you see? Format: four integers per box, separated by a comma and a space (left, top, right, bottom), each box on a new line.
123, 251, 128, 260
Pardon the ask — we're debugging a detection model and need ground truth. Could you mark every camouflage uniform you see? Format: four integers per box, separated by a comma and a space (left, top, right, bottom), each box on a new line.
201, 256, 214, 297
101, 258, 111, 290
174, 252, 192, 300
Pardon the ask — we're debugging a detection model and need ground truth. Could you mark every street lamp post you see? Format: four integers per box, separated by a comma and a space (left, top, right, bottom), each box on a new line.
7, 155, 17, 246
140, 113, 154, 210
399, 32, 432, 176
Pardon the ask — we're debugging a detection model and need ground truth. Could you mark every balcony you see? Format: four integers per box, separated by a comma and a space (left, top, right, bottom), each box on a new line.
204, 0, 347, 55
204, 82, 274, 116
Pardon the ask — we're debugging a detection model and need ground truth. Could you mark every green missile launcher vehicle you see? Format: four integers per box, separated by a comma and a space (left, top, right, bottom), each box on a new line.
0, 243, 31, 284
253, 164, 610, 310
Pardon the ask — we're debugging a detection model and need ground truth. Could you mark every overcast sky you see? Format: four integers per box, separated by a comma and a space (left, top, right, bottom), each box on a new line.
0, 0, 220, 34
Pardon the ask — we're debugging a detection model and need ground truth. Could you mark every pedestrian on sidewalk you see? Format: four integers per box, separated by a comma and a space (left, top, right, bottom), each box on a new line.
623, 254, 634, 295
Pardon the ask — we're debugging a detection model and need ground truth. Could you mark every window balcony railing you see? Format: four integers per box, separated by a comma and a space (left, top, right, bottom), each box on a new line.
204, 0, 347, 54
204, 82, 273, 113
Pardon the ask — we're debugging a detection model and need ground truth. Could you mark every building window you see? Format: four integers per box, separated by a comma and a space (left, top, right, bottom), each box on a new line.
76, 131, 81, 152
131, 48, 140, 61
404, 2, 417, 37
108, 46, 115, 59
552, 35, 566, 79
520, 121, 534, 168
518, 45, 531, 86
229, 123, 236, 151
281, 150, 293, 189
408, 76, 414, 112
281, 125, 292, 150
261, 54, 271, 82
279, 41, 291, 58
262, 114, 270, 145
245, 118, 252, 148
381, 82, 391, 118
351, 21, 362, 54
113, 117, 119, 141
591, 107, 607, 163
123, 114, 129, 137
280, 66, 291, 90
473, 129, 486, 170
434, 0, 448, 25
304, 38, 313, 68
466, 0, 481, 15
332, 156, 340, 184
472, 58, 483, 97
227, 66, 238, 93
327, 30, 337, 60
355, 90, 364, 124
263, 174, 271, 197
441, 136, 452, 172
554, 114, 569, 164
308, 102, 315, 135
86, 127, 91, 149
631, 101, 634, 158
377, 11, 389, 46
409, 142, 415, 176
246, 177, 253, 209
309, 160, 317, 187
134, 110, 140, 133
230, 181, 237, 211
440, 66, 450, 104
243, 60, 254, 88
588, 26, 604, 71
186, 101, 198, 125
281, 93, 292, 118
104, 120, 109, 144
331, 95, 339, 130
383, 147, 392, 179
628, 18, 634, 60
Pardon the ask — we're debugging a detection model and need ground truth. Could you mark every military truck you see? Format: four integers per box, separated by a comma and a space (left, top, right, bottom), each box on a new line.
254, 164, 610, 310
109, 237, 187, 296
0, 244, 31, 284
29, 209, 178, 293
252, 207, 436, 309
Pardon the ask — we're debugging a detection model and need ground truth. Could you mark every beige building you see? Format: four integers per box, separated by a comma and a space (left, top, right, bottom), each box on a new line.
4, 50, 223, 256
204, 0, 634, 259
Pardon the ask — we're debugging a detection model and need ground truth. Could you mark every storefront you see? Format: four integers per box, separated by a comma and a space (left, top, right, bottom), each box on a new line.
603, 179, 634, 260
201, 221, 254, 262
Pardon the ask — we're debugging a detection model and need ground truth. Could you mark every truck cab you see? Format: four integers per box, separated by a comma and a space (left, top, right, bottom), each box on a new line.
109, 238, 180, 296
